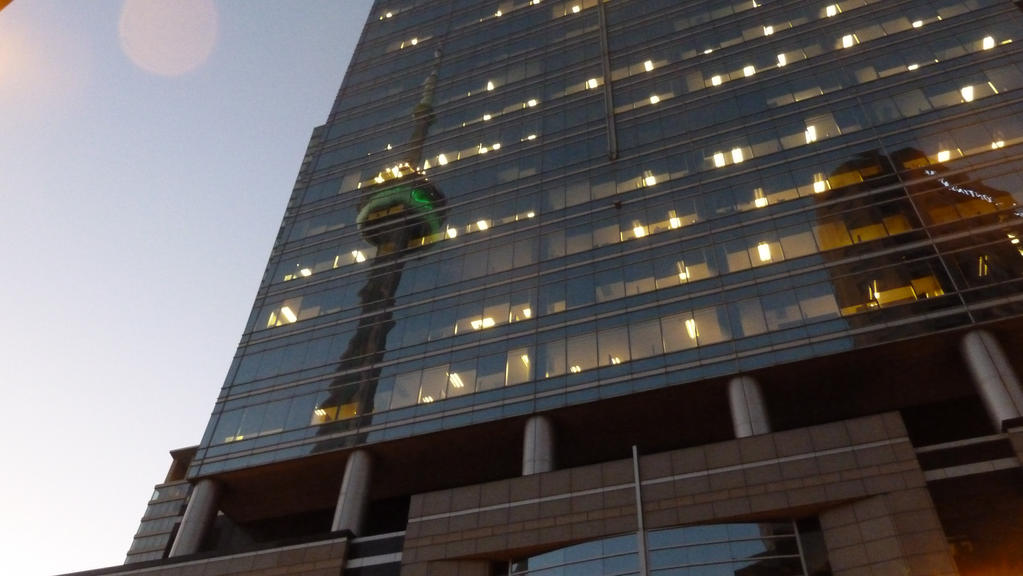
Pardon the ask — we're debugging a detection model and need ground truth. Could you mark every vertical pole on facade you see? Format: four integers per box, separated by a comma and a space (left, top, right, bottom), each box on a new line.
961, 330, 1023, 431
168, 478, 220, 557
332, 449, 372, 535
522, 415, 555, 475
631, 446, 649, 576
728, 376, 771, 438
596, 0, 618, 160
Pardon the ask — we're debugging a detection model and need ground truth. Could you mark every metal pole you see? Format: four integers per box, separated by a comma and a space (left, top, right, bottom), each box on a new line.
632, 445, 649, 576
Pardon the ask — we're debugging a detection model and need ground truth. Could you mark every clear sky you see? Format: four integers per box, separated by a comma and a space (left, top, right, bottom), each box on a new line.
0, 1, 374, 574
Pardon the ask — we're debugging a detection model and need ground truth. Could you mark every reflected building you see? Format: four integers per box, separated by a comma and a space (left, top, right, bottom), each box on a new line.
68, 1, 1023, 576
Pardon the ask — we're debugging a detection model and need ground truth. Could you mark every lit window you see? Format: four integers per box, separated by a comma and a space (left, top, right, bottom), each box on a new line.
743, 65, 756, 77
841, 34, 855, 48
649, 94, 660, 104
446, 227, 457, 239
677, 262, 689, 281
448, 373, 465, 388
486, 80, 495, 91
713, 152, 726, 167
961, 85, 974, 102
978, 255, 990, 277
805, 125, 817, 143
825, 4, 838, 17
731, 147, 744, 163
476, 219, 489, 231
710, 75, 722, 86
437, 153, 448, 165
757, 242, 772, 262
633, 222, 647, 238
471, 317, 496, 330
352, 250, 366, 263
754, 188, 768, 208
643, 172, 657, 187
280, 306, 298, 324
530, 0, 541, 5
982, 36, 995, 50
669, 211, 682, 229
763, 25, 774, 36
777, 53, 787, 67
644, 60, 654, 72
937, 150, 951, 162
521, 354, 531, 366
572, 5, 581, 13
813, 176, 828, 193
685, 318, 698, 340
587, 78, 599, 89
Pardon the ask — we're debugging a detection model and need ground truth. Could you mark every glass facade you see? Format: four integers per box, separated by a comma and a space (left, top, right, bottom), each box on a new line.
506, 520, 830, 576
188, 0, 1023, 478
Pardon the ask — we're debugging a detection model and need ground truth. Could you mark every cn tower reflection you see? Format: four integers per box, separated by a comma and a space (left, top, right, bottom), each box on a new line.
314, 51, 446, 437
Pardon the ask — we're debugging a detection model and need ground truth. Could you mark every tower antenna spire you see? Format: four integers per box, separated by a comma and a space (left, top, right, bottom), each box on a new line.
405, 48, 443, 168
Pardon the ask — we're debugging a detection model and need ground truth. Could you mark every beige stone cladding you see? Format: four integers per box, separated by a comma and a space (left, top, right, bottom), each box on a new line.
64, 537, 348, 576
403, 412, 957, 576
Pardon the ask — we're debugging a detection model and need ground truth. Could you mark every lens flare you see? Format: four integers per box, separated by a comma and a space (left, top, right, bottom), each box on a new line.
119, 0, 218, 77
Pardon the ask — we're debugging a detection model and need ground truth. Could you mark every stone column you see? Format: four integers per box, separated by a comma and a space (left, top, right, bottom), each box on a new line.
522, 415, 555, 475
728, 375, 770, 438
168, 478, 220, 557
962, 329, 1023, 431
332, 449, 372, 535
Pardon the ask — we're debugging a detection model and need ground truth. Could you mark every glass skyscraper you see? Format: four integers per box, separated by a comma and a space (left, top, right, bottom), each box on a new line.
96, 1, 1023, 575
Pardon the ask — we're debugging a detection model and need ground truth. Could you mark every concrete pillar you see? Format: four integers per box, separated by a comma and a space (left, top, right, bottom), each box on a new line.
168, 478, 220, 557
962, 329, 1023, 431
728, 375, 770, 438
522, 415, 555, 475
332, 449, 372, 535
